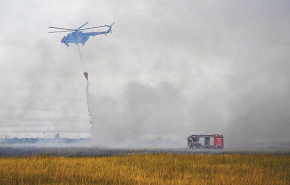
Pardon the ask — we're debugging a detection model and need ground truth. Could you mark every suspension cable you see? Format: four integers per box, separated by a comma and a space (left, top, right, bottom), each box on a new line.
77, 44, 85, 71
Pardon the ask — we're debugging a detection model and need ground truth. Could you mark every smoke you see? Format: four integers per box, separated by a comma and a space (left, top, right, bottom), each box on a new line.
87, 80, 228, 147
225, 43, 290, 146
85, 0, 290, 147
1, 0, 290, 148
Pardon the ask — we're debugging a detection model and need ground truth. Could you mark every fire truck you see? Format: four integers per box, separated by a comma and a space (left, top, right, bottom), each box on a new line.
187, 134, 224, 149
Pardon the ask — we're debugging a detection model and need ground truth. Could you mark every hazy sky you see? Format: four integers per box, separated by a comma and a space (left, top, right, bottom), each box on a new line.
0, 0, 290, 146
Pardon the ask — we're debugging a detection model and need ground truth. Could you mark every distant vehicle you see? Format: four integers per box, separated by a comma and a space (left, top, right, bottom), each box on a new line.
48, 22, 115, 47
187, 134, 224, 149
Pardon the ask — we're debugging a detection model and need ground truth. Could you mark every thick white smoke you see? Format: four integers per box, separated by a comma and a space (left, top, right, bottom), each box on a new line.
87, 81, 227, 147
1, 0, 290, 148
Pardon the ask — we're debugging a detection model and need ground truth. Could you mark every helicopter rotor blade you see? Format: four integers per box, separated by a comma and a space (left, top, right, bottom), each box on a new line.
48, 30, 73, 33
49, 27, 75, 31
77, 22, 89, 30
79, 25, 109, 31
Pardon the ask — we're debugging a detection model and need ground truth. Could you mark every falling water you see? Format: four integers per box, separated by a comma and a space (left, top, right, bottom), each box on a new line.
85, 81, 92, 133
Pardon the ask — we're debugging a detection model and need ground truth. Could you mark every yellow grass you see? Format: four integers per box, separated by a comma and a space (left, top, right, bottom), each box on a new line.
0, 154, 289, 184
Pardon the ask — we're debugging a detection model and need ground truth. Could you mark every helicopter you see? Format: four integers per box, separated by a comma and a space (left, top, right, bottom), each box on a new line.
48, 22, 115, 47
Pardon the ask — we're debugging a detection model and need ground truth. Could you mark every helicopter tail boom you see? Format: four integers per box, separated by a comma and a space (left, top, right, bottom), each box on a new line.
89, 22, 114, 36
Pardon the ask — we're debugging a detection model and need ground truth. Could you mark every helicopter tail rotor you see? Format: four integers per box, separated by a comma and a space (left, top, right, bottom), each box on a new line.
107, 22, 115, 34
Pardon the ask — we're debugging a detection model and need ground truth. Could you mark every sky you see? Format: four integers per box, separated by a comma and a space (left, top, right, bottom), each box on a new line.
0, 0, 290, 147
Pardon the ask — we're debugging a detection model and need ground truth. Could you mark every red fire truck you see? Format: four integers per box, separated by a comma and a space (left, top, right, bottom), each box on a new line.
187, 134, 224, 149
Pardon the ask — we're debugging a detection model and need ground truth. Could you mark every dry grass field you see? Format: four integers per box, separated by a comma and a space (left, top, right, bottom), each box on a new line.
0, 153, 289, 184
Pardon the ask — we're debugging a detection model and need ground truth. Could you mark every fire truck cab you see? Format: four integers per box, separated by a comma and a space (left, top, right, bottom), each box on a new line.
187, 134, 224, 149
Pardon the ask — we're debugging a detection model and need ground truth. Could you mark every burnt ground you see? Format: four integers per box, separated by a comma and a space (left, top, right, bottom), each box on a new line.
0, 146, 290, 157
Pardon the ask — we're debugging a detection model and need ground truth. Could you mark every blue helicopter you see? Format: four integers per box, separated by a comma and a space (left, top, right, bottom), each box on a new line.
49, 22, 114, 47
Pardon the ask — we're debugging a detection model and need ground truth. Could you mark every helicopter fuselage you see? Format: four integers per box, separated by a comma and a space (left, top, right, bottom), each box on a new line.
61, 29, 110, 47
